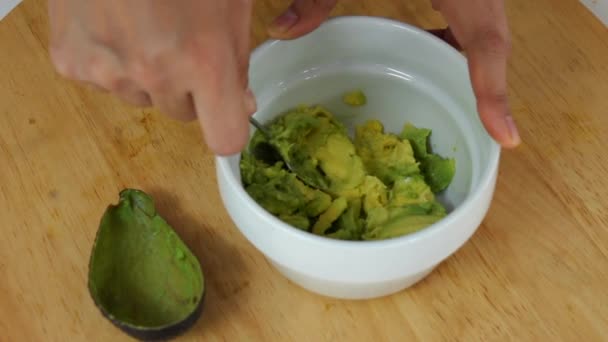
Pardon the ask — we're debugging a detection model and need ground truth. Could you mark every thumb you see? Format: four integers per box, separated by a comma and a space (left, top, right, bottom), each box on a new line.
466, 32, 521, 148
268, 0, 337, 39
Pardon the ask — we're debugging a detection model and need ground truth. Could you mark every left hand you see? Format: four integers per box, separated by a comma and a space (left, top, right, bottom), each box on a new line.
267, 0, 521, 148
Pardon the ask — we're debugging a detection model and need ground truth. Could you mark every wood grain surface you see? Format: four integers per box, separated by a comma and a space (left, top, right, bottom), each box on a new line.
1, 0, 607, 341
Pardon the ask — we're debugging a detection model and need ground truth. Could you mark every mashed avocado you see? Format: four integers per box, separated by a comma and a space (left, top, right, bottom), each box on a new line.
240, 102, 456, 241
259, 105, 367, 196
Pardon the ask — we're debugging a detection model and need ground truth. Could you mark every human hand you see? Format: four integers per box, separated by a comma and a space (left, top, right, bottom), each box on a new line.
268, 0, 520, 148
48, 0, 256, 155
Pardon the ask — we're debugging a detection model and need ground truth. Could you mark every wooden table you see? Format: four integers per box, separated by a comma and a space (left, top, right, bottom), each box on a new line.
1, 0, 607, 341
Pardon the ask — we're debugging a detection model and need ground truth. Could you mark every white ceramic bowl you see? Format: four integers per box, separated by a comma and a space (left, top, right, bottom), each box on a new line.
216, 16, 500, 299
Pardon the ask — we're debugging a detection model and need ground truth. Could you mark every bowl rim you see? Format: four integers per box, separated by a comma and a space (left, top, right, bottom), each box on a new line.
216, 15, 501, 248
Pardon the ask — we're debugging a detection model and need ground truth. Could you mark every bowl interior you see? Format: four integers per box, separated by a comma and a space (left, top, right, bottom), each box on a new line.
222, 16, 497, 224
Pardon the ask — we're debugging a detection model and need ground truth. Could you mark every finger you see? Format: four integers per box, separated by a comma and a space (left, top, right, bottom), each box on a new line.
85, 46, 152, 107
427, 27, 462, 51
232, 0, 254, 89
149, 91, 196, 121
49, 39, 86, 82
90, 63, 152, 107
466, 30, 520, 148
268, 0, 337, 39
130, 57, 195, 120
82, 81, 108, 93
113, 79, 153, 107
430, 0, 441, 11
191, 51, 254, 156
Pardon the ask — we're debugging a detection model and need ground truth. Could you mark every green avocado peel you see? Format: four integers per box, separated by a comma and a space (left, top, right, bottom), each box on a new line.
88, 189, 204, 340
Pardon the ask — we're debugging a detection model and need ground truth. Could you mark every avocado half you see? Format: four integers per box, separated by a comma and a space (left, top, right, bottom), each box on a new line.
88, 189, 205, 341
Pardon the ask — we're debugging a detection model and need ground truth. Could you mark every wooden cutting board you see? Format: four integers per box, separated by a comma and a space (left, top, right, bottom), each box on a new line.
1, 0, 607, 341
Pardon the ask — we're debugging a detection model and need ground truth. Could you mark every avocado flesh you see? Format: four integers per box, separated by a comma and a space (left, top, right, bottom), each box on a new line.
240, 151, 332, 231
262, 105, 367, 195
342, 89, 367, 107
401, 122, 456, 193
355, 120, 420, 186
88, 189, 204, 336
362, 176, 447, 240
241, 104, 456, 241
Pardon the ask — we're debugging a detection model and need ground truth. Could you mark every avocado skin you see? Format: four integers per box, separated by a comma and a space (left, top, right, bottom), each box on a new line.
88, 188, 205, 341
96, 289, 205, 341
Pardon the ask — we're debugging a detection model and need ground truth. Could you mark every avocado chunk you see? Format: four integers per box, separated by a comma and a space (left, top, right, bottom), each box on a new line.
342, 89, 367, 107
240, 149, 332, 231
355, 120, 420, 186
278, 214, 311, 231
363, 212, 444, 240
401, 123, 431, 160
312, 197, 349, 235
421, 154, 456, 193
326, 198, 364, 241
260, 105, 367, 196
88, 189, 205, 341
401, 122, 456, 193
358, 175, 388, 212
362, 175, 448, 240
388, 176, 435, 208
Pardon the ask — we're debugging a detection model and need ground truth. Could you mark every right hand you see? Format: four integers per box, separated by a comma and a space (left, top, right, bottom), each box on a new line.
269, 0, 520, 148
48, 0, 256, 155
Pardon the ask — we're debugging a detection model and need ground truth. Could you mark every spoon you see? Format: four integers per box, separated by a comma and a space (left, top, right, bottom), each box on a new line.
248, 117, 287, 167
248, 117, 328, 190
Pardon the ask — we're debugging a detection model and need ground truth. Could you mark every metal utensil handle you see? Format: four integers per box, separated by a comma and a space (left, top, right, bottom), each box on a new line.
249, 117, 271, 139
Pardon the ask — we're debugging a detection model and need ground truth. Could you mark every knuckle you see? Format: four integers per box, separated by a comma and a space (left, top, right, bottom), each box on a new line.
129, 57, 166, 91
86, 54, 121, 89
126, 43, 178, 91
49, 45, 75, 78
121, 90, 151, 107
101, 75, 124, 92
89, 28, 115, 47
179, 35, 231, 78
189, 50, 224, 85
477, 89, 509, 108
86, 55, 106, 78
179, 37, 205, 60
181, 37, 220, 64
488, 92, 509, 105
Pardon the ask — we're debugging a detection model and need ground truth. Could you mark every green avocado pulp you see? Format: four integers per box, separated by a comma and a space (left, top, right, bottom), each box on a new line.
88, 189, 204, 328
240, 100, 456, 241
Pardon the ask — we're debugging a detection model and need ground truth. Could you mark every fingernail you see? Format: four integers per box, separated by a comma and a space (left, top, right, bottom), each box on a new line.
505, 115, 521, 146
244, 88, 257, 115
271, 8, 299, 33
